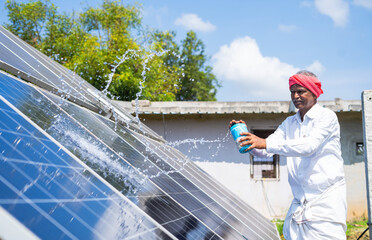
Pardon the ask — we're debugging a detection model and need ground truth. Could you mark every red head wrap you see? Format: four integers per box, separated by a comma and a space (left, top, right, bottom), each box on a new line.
289, 74, 323, 98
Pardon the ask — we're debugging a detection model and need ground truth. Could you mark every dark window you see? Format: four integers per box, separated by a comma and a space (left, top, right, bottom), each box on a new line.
250, 129, 280, 180
356, 142, 364, 156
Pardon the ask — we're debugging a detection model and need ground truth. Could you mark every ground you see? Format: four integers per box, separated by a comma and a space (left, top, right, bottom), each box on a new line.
274, 217, 369, 240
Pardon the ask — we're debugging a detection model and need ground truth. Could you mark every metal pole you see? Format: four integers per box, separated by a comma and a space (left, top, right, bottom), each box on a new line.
362, 90, 372, 239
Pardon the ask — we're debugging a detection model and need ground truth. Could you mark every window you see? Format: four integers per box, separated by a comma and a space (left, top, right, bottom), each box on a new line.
250, 129, 280, 180
356, 142, 364, 156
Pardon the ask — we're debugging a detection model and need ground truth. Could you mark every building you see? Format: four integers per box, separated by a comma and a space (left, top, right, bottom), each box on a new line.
115, 98, 366, 220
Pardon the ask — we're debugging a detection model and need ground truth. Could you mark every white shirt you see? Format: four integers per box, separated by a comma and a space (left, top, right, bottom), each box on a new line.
266, 103, 345, 202
250, 103, 347, 239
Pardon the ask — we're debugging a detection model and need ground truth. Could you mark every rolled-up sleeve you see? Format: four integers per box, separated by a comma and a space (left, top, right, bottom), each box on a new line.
249, 148, 274, 158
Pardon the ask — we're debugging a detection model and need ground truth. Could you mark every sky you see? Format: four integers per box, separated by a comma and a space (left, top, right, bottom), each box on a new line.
1, 0, 371, 102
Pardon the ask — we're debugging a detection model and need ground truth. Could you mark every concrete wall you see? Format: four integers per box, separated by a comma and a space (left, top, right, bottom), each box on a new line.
339, 112, 368, 219
140, 111, 367, 220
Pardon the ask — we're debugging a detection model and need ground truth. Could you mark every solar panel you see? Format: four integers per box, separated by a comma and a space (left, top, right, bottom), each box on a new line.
0, 24, 280, 239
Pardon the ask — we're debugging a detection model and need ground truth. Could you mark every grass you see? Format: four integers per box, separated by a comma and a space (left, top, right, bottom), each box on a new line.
346, 217, 369, 240
273, 217, 369, 240
272, 219, 284, 239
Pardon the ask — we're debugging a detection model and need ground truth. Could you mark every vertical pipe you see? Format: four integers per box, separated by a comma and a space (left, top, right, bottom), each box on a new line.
362, 90, 372, 239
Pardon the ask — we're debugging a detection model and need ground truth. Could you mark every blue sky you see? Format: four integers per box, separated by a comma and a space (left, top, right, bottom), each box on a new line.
1, 0, 371, 101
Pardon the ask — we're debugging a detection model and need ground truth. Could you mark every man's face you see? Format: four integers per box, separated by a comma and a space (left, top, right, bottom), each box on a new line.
290, 84, 317, 113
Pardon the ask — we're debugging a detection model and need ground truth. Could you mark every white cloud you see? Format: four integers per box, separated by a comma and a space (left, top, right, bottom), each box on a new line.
212, 37, 299, 99
278, 24, 297, 33
174, 13, 217, 32
314, 0, 349, 27
353, 0, 372, 10
212, 37, 324, 100
306, 60, 325, 74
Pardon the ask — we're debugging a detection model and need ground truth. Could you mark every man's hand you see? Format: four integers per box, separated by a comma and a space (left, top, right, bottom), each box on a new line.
229, 119, 245, 128
239, 132, 266, 151
229, 119, 267, 151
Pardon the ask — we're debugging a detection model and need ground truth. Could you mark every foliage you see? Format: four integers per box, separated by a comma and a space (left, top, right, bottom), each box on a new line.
5, 0, 56, 46
143, 30, 181, 101
3, 0, 220, 101
178, 31, 220, 101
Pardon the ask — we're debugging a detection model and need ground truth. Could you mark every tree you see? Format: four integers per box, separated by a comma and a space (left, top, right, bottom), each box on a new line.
5, 0, 57, 47
140, 30, 181, 101
41, 12, 89, 64
3, 1, 220, 102
177, 31, 220, 101
72, 0, 143, 100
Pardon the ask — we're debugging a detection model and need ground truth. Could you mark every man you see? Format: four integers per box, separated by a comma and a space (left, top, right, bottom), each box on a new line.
231, 70, 347, 239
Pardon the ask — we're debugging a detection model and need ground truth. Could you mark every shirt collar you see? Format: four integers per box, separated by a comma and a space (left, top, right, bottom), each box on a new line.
305, 103, 320, 119
295, 103, 320, 122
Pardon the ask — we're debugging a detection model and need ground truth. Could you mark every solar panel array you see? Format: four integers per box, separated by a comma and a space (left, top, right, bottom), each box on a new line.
0, 25, 279, 239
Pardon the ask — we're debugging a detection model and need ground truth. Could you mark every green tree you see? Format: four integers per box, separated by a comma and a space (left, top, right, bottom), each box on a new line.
5, 0, 89, 65
3, 1, 220, 102
5, 0, 56, 47
140, 30, 181, 101
177, 31, 220, 101
72, 0, 143, 99
41, 12, 89, 65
